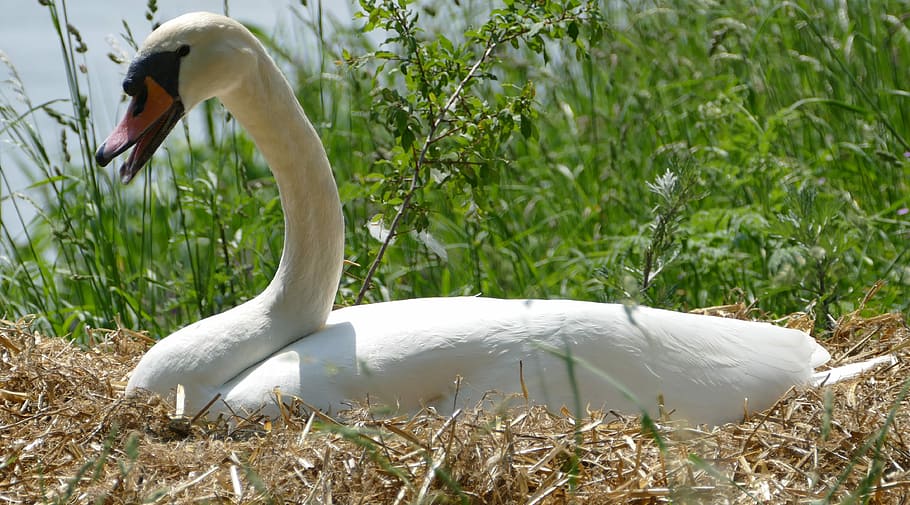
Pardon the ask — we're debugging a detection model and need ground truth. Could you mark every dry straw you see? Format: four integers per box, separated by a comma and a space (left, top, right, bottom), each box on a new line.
1, 303, 907, 503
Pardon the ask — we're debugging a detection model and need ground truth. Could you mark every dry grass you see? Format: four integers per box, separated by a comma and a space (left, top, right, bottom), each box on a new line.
1, 307, 908, 504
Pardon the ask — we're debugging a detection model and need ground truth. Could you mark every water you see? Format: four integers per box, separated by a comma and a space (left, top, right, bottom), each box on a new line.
0, 0, 351, 241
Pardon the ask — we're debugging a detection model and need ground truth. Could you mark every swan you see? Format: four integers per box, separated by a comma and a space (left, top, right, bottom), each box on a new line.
95, 12, 891, 426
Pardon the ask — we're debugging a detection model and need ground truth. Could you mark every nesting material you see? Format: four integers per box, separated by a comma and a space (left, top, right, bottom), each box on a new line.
1, 307, 907, 503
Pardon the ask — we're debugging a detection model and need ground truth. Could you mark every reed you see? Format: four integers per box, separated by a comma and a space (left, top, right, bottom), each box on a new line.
2, 0, 907, 339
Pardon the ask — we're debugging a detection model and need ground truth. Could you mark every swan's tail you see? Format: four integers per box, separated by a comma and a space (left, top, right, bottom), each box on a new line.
810, 355, 898, 387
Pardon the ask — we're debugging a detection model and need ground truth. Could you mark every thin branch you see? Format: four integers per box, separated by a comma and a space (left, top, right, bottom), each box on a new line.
354, 7, 592, 303
355, 40, 499, 304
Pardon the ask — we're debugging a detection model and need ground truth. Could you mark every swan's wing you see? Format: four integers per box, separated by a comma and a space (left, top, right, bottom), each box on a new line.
219, 298, 828, 425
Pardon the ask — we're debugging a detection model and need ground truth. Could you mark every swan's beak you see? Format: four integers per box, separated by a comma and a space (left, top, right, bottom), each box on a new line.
95, 77, 184, 184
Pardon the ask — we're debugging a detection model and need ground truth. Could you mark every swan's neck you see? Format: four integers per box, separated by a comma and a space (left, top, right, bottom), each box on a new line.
219, 47, 344, 335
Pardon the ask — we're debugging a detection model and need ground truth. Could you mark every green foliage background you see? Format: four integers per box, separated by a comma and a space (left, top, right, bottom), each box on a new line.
1, 0, 908, 341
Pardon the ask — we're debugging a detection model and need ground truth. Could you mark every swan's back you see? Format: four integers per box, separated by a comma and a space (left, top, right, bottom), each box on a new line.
221, 297, 828, 424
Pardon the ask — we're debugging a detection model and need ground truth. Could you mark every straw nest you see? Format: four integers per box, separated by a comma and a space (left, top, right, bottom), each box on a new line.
2, 300, 908, 504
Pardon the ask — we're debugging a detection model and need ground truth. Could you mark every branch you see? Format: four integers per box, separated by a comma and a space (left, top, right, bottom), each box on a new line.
355, 40, 499, 304
353, 5, 594, 304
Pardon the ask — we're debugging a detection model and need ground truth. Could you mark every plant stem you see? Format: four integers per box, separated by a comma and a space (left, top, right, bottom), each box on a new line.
355, 41, 498, 304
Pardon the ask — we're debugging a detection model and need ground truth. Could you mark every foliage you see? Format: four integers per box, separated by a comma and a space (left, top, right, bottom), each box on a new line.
346, 0, 601, 302
0, 0, 908, 340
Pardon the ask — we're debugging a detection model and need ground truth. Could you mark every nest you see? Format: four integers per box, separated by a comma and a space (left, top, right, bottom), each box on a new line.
1, 305, 908, 504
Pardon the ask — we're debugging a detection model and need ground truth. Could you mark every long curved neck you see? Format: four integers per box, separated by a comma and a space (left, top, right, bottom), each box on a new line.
219, 44, 344, 335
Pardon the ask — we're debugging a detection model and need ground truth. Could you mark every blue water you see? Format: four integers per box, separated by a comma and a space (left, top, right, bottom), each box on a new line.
0, 0, 351, 240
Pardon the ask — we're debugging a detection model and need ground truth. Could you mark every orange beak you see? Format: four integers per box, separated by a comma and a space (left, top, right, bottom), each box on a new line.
95, 76, 184, 183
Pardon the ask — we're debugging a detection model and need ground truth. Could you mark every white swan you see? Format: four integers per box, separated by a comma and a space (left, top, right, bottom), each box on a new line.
96, 12, 890, 425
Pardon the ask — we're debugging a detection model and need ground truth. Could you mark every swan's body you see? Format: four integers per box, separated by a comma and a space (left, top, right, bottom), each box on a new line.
218, 298, 833, 423
96, 13, 890, 426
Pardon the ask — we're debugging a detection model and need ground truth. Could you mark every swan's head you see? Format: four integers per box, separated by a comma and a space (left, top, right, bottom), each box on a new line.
96, 12, 259, 183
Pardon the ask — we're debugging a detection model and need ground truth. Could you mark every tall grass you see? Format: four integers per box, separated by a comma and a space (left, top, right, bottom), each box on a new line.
0, 0, 908, 342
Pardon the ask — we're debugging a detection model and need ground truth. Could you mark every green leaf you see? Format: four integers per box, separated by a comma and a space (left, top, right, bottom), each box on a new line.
568, 20, 579, 41
520, 113, 532, 139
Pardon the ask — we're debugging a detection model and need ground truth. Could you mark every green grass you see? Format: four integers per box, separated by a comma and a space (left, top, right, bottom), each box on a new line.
1, 0, 908, 342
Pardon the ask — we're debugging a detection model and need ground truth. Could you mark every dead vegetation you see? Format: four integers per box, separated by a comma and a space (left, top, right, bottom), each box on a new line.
1, 306, 908, 504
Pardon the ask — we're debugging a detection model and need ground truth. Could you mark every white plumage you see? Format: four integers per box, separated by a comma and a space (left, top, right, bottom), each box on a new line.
95, 12, 891, 426
220, 298, 834, 424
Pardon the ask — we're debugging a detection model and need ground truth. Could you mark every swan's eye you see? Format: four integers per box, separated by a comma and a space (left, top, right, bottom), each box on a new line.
177, 45, 190, 57
123, 76, 141, 96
